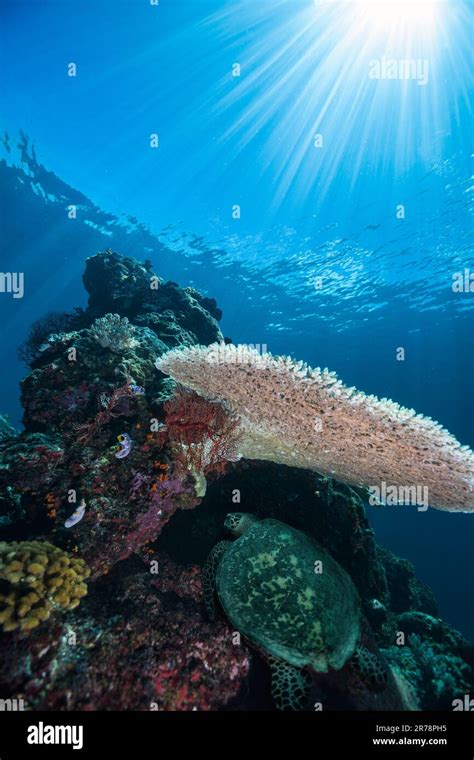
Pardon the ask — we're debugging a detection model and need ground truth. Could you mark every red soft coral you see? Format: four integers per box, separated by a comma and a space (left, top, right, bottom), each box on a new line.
163, 388, 241, 495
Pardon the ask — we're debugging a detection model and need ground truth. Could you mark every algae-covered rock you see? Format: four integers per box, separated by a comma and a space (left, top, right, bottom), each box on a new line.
379, 547, 438, 617
83, 249, 160, 317
83, 249, 223, 346
20, 323, 168, 435
0, 433, 64, 492
383, 627, 474, 710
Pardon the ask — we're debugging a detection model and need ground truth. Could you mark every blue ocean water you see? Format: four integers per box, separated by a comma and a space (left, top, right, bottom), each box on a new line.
1, 0, 473, 645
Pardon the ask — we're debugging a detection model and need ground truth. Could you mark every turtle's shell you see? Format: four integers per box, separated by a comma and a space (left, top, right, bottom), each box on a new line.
216, 519, 361, 671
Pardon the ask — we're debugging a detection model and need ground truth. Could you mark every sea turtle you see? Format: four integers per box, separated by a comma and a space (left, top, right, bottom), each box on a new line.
203, 513, 388, 710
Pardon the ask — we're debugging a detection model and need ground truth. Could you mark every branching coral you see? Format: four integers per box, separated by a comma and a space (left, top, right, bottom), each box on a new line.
163, 388, 241, 496
156, 343, 474, 512
0, 541, 90, 633
90, 313, 139, 352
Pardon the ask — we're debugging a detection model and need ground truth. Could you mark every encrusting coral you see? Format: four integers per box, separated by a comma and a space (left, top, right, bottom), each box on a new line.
156, 343, 474, 512
0, 541, 90, 633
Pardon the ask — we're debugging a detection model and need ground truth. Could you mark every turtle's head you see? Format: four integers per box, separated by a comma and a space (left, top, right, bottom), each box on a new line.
224, 512, 259, 537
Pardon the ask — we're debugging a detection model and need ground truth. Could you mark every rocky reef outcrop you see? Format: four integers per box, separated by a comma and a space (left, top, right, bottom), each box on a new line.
0, 249, 472, 711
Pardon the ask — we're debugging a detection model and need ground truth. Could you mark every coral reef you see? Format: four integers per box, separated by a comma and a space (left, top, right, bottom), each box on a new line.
20, 326, 167, 435
157, 343, 474, 511
0, 433, 64, 492
17, 310, 85, 366
0, 557, 249, 710
0, 251, 224, 582
83, 249, 223, 347
384, 614, 474, 711
83, 249, 161, 318
0, 541, 90, 633
0, 415, 16, 441
0, 250, 472, 711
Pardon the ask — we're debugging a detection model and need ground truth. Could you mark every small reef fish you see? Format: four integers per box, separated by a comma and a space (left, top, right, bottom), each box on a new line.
115, 433, 132, 459
129, 384, 145, 395
64, 499, 86, 528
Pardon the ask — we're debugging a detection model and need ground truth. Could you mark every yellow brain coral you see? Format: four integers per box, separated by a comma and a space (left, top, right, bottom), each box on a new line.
0, 541, 90, 633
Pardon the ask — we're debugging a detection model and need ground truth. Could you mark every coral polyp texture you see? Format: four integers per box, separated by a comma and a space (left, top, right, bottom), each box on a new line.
157, 343, 474, 512
0, 541, 90, 634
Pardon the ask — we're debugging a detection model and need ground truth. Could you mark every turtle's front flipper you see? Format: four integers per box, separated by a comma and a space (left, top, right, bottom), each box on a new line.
268, 656, 311, 711
349, 644, 388, 692
202, 540, 229, 620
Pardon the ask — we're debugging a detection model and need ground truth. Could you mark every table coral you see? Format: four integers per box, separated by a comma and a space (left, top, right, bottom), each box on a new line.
157, 343, 474, 512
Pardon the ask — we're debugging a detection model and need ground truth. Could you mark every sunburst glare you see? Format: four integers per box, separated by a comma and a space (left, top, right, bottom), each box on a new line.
205, 0, 472, 212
